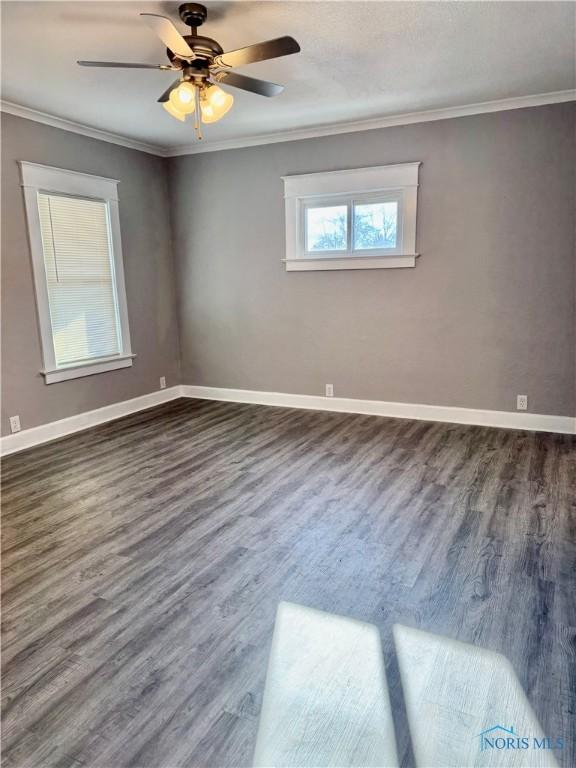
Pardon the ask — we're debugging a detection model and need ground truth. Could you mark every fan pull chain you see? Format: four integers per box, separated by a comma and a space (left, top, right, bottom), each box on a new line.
193, 86, 203, 140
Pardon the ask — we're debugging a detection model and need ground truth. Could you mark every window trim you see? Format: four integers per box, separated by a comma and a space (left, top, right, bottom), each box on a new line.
19, 162, 134, 384
283, 162, 420, 271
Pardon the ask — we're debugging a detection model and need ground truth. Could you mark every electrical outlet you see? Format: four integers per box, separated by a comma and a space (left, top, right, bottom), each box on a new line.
516, 395, 528, 411
9, 415, 21, 433
159, 376, 166, 390
325, 384, 334, 397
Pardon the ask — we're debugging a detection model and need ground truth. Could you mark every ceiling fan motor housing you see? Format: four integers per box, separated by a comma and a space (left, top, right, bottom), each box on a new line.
179, 3, 208, 29
167, 35, 223, 65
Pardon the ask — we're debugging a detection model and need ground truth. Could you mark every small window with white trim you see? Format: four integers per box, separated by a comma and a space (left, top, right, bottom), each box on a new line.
283, 162, 420, 271
20, 162, 134, 384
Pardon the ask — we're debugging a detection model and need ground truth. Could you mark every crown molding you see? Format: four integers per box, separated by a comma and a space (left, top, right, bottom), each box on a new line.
165, 89, 576, 156
2, 89, 574, 159
0, 100, 168, 157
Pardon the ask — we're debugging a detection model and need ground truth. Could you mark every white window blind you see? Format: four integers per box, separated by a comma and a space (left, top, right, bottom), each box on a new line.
20, 162, 133, 384
37, 192, 121, 367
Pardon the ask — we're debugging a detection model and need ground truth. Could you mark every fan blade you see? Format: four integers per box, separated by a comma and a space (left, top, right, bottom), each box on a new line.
158, 78, 182, 103
140, 13, 195, 59
214, 71, 284, 97
78, 61, 176, 70
213, 36, 300, 69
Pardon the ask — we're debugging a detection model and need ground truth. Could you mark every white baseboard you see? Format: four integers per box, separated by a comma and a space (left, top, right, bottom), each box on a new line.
2, 384, 573, 456
1, 386, 183, 456
181, 385, 576, 435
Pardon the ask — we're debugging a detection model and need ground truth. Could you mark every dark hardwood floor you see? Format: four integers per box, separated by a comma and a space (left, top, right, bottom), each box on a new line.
1, 398, 574, 767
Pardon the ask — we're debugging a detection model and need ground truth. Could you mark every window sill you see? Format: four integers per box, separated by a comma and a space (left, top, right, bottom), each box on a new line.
283, 255, 418, 272
41, 354, 135, 384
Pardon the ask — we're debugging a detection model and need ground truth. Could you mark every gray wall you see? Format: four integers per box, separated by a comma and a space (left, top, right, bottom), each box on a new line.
3, 103, 574, 435
1, 114, 181, 435
169, 103, 575, 417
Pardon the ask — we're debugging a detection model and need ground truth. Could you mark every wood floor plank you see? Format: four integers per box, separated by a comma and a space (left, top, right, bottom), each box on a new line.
1, 398, 574, 767
394, 623, 560, 767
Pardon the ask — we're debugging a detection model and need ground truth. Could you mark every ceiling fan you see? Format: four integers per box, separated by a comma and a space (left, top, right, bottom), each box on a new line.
78, 3, 301, 139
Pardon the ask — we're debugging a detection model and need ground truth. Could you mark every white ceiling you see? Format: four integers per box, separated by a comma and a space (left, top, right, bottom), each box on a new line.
2, 1, 575, 152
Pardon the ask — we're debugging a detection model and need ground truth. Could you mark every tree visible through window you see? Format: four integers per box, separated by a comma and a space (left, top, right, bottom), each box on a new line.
305, 199, 399, 254
306, 205, 347, 251
353, 201, 398, 250
283, 163, 419, 271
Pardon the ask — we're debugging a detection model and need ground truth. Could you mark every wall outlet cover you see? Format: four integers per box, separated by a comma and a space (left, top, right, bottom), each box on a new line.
325, 384, 334, 397
9, 415, 21, 433
516, 395, 528, 411
160, 376, 167, 390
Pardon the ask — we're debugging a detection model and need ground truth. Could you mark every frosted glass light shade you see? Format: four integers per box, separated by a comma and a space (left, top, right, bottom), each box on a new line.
169, 82, 196, 115
201, 85, 233, 123
163, 101, 186, 122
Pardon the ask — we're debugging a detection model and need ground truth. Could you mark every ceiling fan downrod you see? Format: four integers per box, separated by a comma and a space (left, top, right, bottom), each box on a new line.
178, 2, 208, 35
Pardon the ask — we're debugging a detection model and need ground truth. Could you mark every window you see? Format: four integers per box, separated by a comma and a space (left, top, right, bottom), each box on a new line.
353, 199, 398, 251
20, 162, 133, 383
283, 163, 420, 271
305, 204, 348, 252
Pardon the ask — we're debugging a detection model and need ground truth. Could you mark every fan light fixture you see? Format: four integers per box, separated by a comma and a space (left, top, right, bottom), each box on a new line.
162, 81, 234, 135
